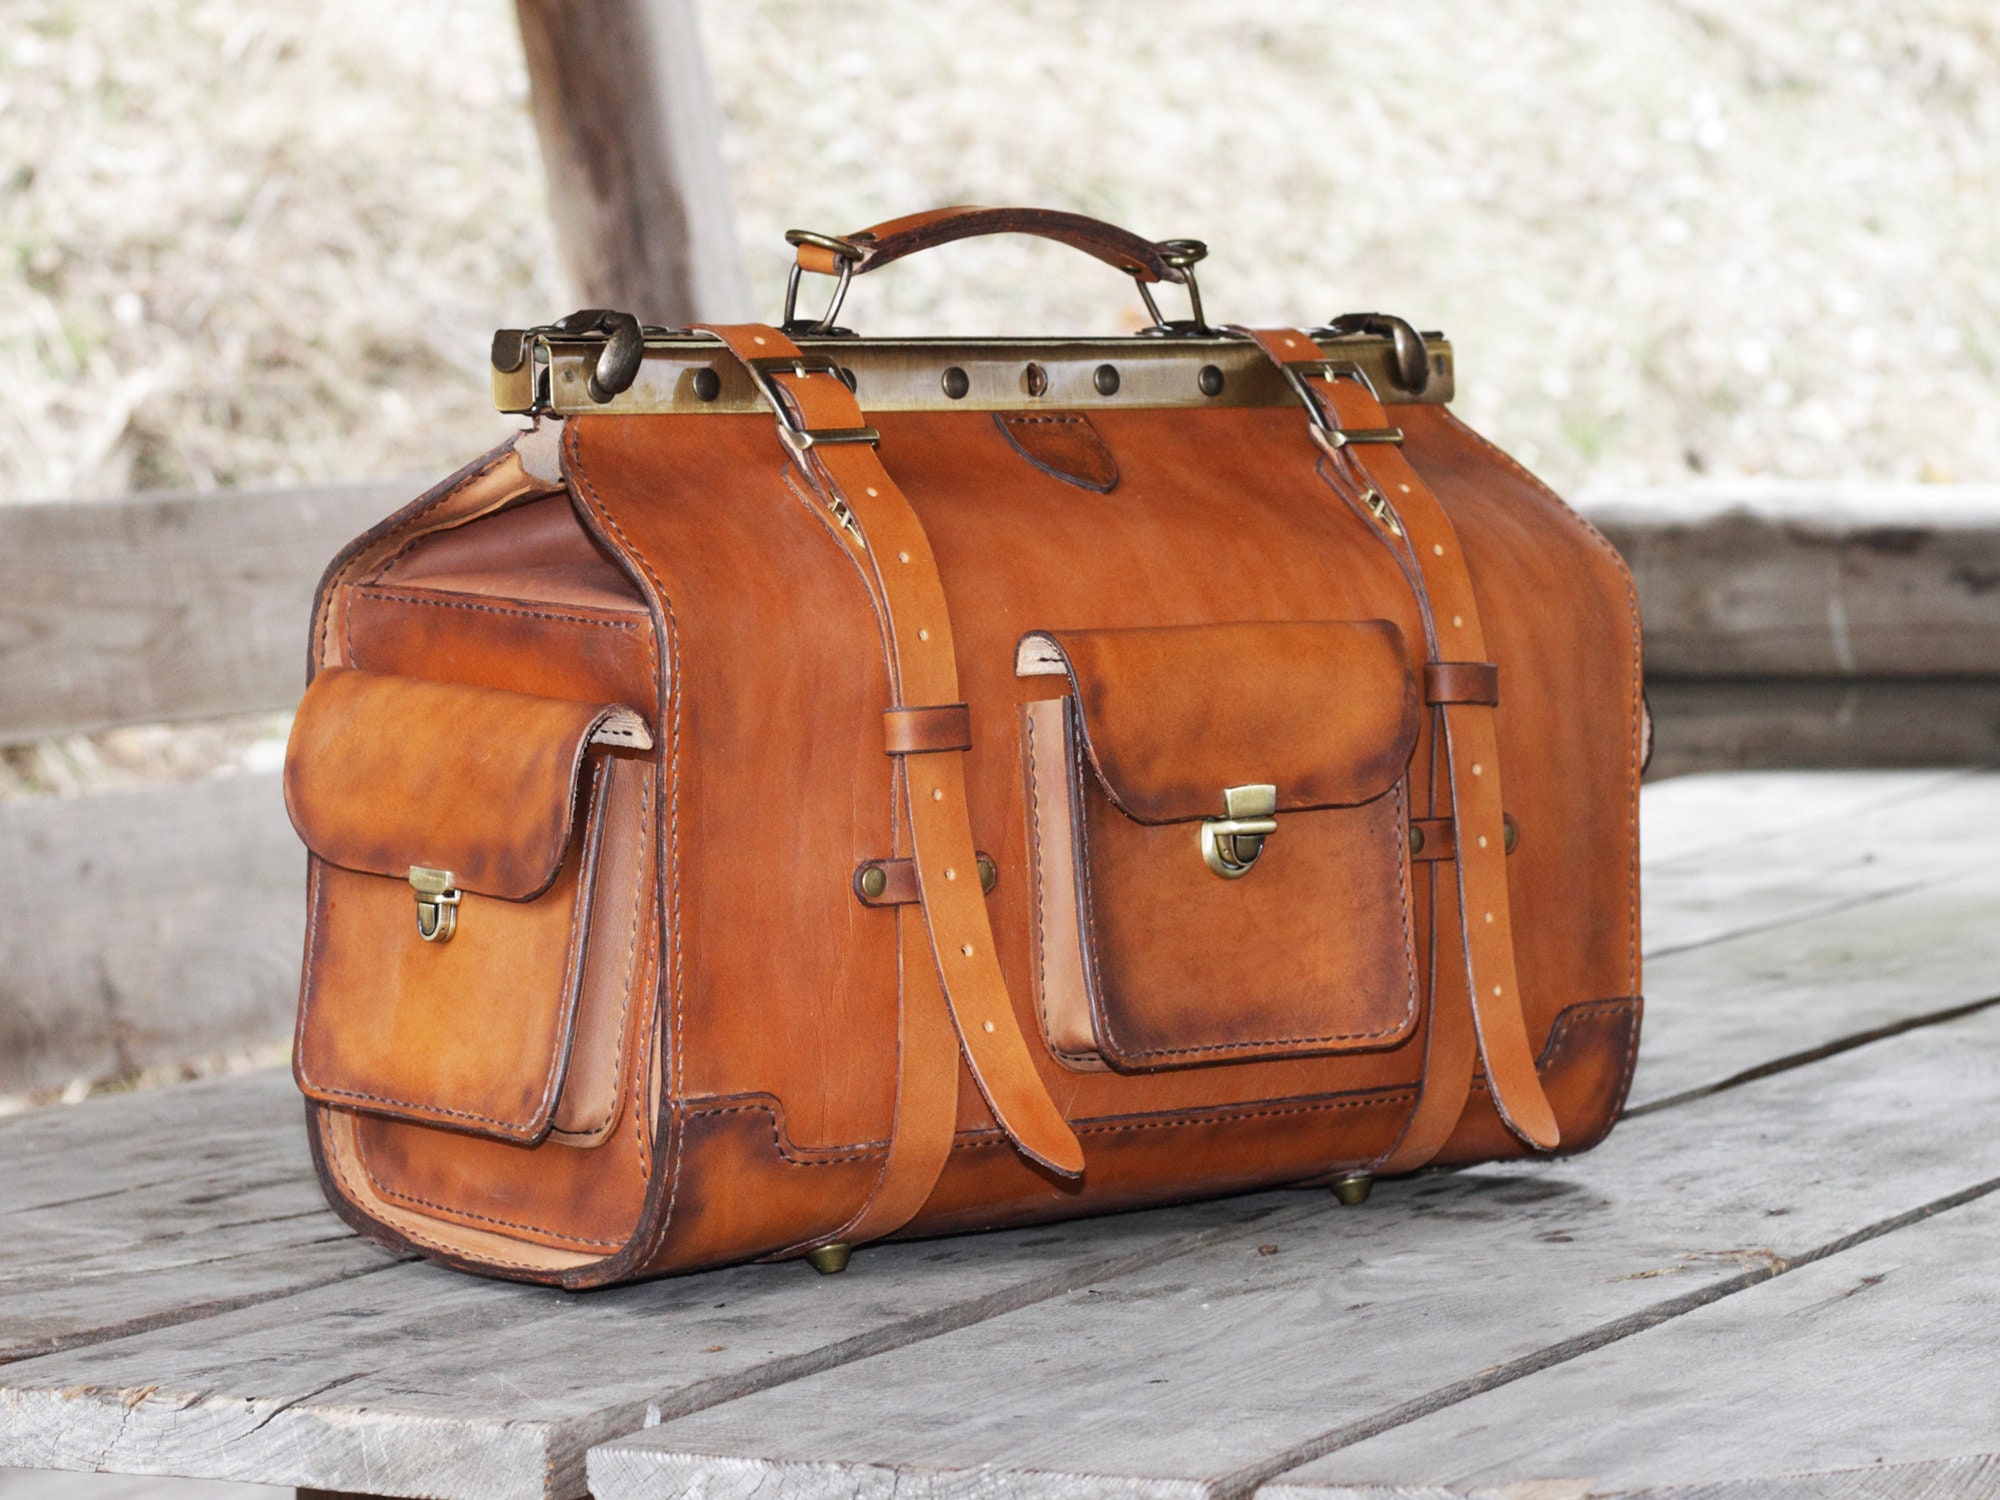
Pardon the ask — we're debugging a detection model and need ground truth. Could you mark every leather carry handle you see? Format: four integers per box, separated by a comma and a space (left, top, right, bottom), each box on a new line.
784, 207, 1211, 336
790, 206, 1200, 283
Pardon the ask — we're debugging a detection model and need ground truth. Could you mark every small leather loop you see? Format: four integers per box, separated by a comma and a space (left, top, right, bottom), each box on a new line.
796, 206, 1186, 284
1409, 818, 1457, 862
1425, 661, 1500, 706
884, 703, 974, 756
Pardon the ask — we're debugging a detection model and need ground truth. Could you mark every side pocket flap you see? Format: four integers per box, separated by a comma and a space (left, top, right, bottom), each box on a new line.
285, 667, 650, 899
1016, 621, 1419, 825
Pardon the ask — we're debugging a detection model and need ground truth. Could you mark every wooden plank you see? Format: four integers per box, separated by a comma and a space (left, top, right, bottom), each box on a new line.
1643, 677, 2000, 777
1641, 769, 1997, 958
1636, 768, 1967, 867
0, 1191, 1333, 1500
1579, 484, 2000, 678
1262, 1192, 2000, 1497
515, 0, 750, 324
0, 774, 300, 1097
0, 1071, 397, 1365
586, 1006, 2000, 1500
0, 1473, 288, 1499
0, 482, 406, 744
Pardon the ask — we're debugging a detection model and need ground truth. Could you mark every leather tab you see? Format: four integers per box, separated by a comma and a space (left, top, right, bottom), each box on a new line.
853, 855, 995, 907
1409, 818, 1457, 862
1425, 661, 1500, 706
995, 412, 1120, 493
884, 703, 974, 755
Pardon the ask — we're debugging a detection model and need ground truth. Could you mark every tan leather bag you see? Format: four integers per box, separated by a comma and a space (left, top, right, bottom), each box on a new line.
285, 207, 1645, 1287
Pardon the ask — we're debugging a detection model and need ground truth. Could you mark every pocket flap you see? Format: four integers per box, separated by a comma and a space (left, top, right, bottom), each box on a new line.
285, 667, 651, 898
1016, 621, 1419, 825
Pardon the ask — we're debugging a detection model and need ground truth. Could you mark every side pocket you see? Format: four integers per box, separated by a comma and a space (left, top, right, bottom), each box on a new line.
286, 667, 653, 1145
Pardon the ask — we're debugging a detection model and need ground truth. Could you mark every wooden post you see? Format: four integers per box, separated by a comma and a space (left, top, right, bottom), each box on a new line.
515, 0, 751, 325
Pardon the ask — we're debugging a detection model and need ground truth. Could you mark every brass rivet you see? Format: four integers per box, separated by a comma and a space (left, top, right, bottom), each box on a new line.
857, 864, 888, 900
1198, 364, 1224, 397
941, 366, 970, 400
1022, 362, 1049, 397
1093, 363, 1121, 397
692, 367, 721, 402
805, 1242, 852, 1275
1503, 814, 1520, 853
1409, 825, 1426, 855
1331, 1173, 1373, 1206
976, 854, 998, 892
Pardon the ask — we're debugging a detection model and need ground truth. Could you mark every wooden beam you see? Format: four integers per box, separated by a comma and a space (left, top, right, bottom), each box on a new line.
515, 0, 750, 324
0, 772, 300, 1097
0, 481, 406, 745
1579, 484, 2000, 678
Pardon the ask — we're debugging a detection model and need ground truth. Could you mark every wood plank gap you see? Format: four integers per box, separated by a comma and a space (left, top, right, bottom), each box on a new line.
1623, 990, 2000, 1120
634, 1197, 1339, 1429
1220, 1171, 2000, 1500
1644, 868, 1958, 962
0, 1255, 410, 1368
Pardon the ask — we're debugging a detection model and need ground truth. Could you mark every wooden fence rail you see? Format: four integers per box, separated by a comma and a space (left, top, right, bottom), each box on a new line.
2, 477, 1996, 1096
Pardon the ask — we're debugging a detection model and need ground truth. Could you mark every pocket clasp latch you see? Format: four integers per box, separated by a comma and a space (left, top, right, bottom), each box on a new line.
409, 866, 461, 942
1200, 784, 1278, 879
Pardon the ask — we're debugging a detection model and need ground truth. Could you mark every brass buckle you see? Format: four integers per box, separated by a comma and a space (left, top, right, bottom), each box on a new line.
779, 232, 859, 337
1200, 784, 1278, 879
409, 866, 460, 943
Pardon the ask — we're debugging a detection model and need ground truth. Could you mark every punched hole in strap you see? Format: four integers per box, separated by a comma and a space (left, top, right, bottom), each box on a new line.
883, 703, 974, 756
1424, 661, 1500, 706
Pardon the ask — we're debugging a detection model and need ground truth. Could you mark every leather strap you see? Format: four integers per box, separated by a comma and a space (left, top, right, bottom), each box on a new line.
697, 325, 1086, 1248
795, 206, 1188, 285
1245, 328, 1562, 1161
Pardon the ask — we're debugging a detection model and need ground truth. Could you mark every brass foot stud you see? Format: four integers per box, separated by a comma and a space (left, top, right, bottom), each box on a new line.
1331, 1173, 1374, 1207
805, 1242, 853, 1275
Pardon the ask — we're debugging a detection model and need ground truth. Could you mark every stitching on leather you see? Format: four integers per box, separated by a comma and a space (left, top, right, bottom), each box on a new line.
1076, 768, 1421, 1060
1003, 414, 1086, 427
684, 1087, 1420, 1169
558, 772, 651, 1145
1437, 408, 1644, 998
564, 421, 684, 1252
687, 1101, 887, 1167
355, 587, 644, 631
358, 1152, 622, 1250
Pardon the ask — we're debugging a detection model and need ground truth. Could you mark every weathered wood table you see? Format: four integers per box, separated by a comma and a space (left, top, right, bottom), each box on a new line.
4, 771, 1997, 1500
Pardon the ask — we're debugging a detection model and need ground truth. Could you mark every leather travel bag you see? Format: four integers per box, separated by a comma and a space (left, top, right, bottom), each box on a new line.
284, 207, 1645, 1287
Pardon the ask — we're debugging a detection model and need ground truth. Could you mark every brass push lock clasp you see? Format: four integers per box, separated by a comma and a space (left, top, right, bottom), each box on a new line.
1200, 784, 1278, 879
409, 866, 460, 942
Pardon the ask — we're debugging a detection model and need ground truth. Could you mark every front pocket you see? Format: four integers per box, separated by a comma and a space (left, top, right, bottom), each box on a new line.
1018, 621, 1422, 1072
284, 668, 653, 1145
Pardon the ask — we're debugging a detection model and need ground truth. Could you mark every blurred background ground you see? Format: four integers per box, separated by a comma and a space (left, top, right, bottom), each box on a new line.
3, 0, 1996, 506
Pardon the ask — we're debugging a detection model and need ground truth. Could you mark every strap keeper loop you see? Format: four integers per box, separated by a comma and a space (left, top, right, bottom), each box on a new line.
883, 703, 973, 756
1425, 661, 1500, 706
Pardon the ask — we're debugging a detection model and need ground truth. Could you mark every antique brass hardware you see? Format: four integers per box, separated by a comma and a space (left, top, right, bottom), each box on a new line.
976, 853, 999, 893
1409, 824, 1425, 856
409, 866, 460, 943
1022, 362, 1049, 397
941, 365, 970, 399
857, 864, 890, 901
1133, 238, 1212, 335
780, 230, 858, 337
1503, 812, 1520, 853
1200, 784, 1278, 879
692, 366, 721, 401
1331, 1172, 1374, 1206
805, 1241, 853, 1275
1198, 363, 1224, 397
1093, 363, 1121, 396
1317, 312, 1434, 395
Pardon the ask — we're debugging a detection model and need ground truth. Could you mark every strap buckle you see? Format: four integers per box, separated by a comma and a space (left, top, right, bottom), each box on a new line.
743, 354, 881, 452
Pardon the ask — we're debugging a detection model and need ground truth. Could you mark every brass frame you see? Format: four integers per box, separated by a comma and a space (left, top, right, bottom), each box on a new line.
493, 331, 1454, 418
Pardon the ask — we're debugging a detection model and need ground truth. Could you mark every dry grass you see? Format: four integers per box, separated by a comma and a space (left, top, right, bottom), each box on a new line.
4, 0, 1997, 503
